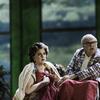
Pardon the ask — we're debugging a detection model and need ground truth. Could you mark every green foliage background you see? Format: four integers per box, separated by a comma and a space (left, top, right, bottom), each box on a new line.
48, 44, 81, 68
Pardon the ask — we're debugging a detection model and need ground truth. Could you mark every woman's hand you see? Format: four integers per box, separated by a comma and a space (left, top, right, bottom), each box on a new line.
49, 72, 60, 82
42, 76, 50, 85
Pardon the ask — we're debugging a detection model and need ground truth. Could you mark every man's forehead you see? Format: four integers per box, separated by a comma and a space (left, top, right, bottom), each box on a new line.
84, 37, 97, 42
82, 35, 97, 43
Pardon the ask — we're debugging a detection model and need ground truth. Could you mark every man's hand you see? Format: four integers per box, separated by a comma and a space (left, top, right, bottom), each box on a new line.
69, 74, 77, 79
57, 75, 70, 86
57, 74, 77, 86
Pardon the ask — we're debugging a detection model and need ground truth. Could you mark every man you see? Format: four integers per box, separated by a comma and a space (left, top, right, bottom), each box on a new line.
65, 34, 100, 99
66, 34, 100, 81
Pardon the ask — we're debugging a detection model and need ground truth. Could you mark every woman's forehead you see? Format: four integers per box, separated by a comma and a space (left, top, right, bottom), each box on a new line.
37, 48, 45, 52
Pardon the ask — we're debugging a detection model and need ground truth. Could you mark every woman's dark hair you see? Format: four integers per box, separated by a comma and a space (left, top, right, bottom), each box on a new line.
28, 42, 49, 62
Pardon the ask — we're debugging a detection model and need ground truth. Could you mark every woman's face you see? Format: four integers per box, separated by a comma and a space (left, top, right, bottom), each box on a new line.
34, 48, 47, 65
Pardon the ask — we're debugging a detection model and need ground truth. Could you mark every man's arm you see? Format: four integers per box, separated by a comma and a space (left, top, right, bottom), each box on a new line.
66, 49, 80, 75
76, 63, 100, 80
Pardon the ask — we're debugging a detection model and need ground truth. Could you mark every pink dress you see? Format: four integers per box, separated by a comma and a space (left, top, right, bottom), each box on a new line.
35, 70, 58, 100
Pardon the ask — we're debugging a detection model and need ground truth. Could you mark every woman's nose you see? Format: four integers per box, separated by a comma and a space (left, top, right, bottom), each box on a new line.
41, 54, 44, 57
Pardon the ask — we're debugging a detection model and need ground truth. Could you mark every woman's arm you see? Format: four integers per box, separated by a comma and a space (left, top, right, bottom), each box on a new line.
25, 76, 50, 94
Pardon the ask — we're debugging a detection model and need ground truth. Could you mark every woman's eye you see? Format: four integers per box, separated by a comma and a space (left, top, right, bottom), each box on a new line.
43, 52, 46, 55
38, 53, 41, 56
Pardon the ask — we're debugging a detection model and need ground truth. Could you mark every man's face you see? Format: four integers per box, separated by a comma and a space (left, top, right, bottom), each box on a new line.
83, 39, 97, 57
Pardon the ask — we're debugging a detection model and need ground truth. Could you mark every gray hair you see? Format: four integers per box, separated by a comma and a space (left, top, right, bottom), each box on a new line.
81, 34, 97, 45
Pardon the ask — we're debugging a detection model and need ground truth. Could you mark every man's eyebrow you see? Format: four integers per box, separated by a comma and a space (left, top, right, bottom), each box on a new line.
83, 41, 97, 44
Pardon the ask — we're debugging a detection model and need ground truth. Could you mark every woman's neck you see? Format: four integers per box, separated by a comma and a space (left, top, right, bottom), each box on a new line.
35, 64, 45, 72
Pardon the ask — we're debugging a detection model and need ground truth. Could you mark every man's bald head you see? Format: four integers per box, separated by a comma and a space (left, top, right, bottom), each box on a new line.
81, 34, 97, 45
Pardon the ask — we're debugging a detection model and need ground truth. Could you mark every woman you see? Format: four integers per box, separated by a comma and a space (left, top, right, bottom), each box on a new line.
13, 42, 61, 100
